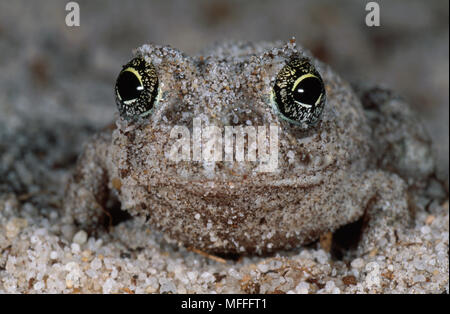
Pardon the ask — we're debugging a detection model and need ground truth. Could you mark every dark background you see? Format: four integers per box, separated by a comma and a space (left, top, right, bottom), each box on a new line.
0, 0, 448, 186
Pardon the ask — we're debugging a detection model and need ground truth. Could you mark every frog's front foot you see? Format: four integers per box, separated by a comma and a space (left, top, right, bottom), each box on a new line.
355, 170, 412, 253
63, 128, 113, 230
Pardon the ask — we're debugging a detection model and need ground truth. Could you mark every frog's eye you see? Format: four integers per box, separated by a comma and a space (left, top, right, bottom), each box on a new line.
272, 57, 326, 126
115, 57, 159, 119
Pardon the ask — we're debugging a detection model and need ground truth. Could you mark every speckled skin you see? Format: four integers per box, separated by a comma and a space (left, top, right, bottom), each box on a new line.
64, 41, 436, 254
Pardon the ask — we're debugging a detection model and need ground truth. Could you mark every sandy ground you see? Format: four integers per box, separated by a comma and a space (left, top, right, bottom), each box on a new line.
0, 0, 448, 293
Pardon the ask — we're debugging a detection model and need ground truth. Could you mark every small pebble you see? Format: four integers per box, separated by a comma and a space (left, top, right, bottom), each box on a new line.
73, 230, 88, 245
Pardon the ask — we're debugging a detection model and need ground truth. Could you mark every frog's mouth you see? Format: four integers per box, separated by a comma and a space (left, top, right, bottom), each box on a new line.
143, 172, 327, 196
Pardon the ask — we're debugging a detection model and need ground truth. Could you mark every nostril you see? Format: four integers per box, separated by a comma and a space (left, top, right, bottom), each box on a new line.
225, 107, 265, 127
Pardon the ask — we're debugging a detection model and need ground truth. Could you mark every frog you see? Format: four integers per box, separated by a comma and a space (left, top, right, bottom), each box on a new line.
64, 40, 437, 255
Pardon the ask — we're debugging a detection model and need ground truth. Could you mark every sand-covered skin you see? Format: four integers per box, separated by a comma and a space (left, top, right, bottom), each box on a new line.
0, 0, 448, 293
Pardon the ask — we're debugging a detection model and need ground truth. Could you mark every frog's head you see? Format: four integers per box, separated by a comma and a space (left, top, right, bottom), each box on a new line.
115, 42, 326, 126
111, 41, 369, 189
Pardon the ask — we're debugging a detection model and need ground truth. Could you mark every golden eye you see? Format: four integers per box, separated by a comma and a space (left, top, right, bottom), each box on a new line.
272, 57, 326, 126
115, 57, 159, 119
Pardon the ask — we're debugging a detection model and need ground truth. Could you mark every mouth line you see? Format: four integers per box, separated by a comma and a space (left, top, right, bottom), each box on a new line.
140, 172, 327, 191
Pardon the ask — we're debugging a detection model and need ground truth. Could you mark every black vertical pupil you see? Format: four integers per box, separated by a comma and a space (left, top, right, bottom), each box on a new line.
293, 77, 323, 105
116, 71, 142, 101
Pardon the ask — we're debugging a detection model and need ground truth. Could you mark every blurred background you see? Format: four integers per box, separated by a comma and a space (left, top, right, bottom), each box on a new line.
0, 0, 448, 194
